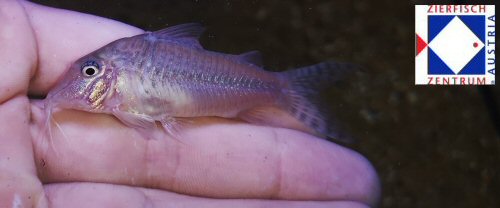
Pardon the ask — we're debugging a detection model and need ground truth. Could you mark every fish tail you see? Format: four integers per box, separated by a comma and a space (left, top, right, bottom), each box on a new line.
281, 61, 357, 142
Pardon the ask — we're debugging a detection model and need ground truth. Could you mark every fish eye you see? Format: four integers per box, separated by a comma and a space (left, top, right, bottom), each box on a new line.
81, 61, 100, 77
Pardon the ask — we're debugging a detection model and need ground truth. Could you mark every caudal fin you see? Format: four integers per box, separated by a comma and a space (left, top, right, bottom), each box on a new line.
281, 61, 358, 142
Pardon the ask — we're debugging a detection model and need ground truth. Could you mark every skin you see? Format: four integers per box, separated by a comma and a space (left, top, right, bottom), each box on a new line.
0, 0, 380, 207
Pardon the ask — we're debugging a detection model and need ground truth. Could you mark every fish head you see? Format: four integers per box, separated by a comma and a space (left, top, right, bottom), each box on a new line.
45, 49, 117, 113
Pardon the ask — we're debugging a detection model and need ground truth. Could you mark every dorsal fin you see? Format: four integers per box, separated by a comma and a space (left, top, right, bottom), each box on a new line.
153, 23, 205, 39
152, 23, 205, 49
237, 50, 263, 67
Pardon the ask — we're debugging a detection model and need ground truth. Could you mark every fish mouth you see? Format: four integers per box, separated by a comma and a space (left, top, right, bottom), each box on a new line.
44, 84, 66, 110
44, 89, 61, 111
43, 81, 81, 112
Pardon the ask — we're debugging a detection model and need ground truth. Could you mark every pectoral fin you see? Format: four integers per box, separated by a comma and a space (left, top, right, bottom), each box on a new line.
112, 109, 157, 130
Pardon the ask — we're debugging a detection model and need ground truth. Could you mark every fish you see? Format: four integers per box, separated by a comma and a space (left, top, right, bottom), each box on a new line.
43, 23, 355, 142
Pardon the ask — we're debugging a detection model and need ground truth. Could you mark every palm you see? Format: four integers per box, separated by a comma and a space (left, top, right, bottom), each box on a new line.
0, 1, 378, 207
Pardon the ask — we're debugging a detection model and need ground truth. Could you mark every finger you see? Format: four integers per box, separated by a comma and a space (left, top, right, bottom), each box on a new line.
0, 0, 37, 101
0, 0, 47, 207
45, 182, 370, 208
30, 107, 379, 206
21, 1, 143, 96
0, 97, 48, 208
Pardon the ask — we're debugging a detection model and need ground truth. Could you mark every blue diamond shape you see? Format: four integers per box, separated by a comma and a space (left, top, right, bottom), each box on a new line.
428, 15, 486, 75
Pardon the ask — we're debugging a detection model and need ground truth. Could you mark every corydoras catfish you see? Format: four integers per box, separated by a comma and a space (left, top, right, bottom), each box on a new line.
44, 23, 354, 142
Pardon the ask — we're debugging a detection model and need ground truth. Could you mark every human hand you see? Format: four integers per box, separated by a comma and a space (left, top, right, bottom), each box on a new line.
0, 1, 380, 207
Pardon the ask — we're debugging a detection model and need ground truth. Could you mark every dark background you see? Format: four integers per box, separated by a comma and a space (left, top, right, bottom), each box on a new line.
31, 0, 499, 207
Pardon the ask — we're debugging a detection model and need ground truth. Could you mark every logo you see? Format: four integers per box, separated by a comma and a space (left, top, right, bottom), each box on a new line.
415, 5, 495, 85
